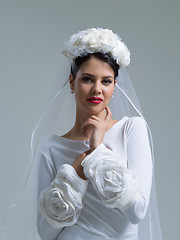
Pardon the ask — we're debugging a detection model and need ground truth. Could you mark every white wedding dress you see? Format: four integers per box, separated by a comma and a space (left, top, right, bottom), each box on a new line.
37, 116, 152, 240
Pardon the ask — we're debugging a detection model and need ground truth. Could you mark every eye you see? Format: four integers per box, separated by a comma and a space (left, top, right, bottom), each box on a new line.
102, 79, 113, 85
82, 77, 93, 82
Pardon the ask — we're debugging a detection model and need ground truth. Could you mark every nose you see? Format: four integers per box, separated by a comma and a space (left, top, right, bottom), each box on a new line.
91, 81, 102, 94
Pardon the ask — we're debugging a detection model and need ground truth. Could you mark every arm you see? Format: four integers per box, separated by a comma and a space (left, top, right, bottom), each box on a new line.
123, 117, 152, 223
81, 117, 152, 224
37, 152, 88, 240
37, 153, 62, 240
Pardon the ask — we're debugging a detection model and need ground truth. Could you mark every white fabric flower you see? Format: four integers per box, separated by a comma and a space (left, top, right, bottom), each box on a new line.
38, 164, 88, 228
81, 143, 138, 210
62, 28, 130, 68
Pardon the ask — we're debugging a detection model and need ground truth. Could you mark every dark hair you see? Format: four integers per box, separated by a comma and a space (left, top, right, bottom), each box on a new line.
70, 52, 120, 80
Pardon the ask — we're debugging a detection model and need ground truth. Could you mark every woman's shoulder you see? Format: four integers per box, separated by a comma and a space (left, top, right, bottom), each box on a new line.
111, 115, 145, 128
125, 116, 146, 125
124, 116, 147, 129
39, 135, 62, 155
123, 116, 149, 141
108, 116, 147, 135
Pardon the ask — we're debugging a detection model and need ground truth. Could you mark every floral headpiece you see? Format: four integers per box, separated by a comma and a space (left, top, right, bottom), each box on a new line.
62, 28, 130, 68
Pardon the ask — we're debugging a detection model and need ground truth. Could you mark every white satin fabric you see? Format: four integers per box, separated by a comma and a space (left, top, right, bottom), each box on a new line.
37, 116, 152, 240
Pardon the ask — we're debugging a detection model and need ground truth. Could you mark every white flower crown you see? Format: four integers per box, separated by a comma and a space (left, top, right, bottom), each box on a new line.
62, 28, 130, 68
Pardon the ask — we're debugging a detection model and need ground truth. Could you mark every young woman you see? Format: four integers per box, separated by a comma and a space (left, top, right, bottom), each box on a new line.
2, 28, 162, 240
36, 29, 161, 240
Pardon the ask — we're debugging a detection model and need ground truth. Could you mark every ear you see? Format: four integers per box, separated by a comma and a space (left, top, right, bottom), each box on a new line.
114, 79, 117, 90
69, 74, 75, 91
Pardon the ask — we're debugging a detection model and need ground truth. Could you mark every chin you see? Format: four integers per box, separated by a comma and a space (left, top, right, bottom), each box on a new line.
86, 107, 106, 116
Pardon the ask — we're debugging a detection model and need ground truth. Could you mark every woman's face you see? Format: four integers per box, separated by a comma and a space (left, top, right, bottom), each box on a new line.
70, 56, 116, 117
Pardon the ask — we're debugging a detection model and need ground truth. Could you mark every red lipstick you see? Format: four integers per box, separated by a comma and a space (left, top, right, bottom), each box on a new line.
87, 97, 103, 104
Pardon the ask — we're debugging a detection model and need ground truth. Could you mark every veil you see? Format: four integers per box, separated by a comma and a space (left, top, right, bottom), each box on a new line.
2, 44, 162, 240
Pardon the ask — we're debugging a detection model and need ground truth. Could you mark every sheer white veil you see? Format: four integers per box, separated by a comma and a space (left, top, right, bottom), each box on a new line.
2, 35, 162, 240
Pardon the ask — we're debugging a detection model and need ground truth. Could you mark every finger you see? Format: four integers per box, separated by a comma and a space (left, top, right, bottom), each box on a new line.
79, 150, 91, 160
80, 119, 98, 133
81, 123, 91, 134
81, 124, 89, 134
84, 149, 91, 155
90, 115, 101, 121
105, 106, 112, 122
81, 115, 101, 123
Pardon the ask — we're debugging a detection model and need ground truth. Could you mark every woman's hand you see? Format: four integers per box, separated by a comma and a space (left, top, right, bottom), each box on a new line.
72, 150, 91, 180
80, 106, 112, 151
72, 106, 112, 179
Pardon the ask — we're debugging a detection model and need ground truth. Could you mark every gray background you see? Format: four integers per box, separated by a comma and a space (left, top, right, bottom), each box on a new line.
0, 0, 179, 239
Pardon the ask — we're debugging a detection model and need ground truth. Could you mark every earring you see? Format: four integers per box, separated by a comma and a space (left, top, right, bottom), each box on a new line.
71, 90, 74, 94
111, 94, 114, 98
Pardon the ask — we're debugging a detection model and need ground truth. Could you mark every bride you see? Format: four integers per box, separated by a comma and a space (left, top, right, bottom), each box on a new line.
36, 28, 161, 240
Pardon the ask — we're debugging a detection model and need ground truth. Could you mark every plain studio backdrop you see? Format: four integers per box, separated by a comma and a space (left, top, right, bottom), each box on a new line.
0, 0, 179, 239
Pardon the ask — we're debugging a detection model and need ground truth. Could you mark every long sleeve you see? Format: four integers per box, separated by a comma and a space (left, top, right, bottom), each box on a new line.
37, 152, 88, 240
81, 117, 152, 224
123, 117, 153, 224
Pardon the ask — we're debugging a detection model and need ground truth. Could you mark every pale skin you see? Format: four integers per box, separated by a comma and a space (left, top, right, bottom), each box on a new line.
62, 56, 117, 180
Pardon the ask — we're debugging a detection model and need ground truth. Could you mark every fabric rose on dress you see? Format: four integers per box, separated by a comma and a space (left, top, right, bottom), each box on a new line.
81, 144, 138, 210
38, 164, 88, 228
62, 27, 130, 68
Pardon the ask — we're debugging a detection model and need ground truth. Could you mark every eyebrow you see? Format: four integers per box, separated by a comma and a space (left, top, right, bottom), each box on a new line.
82, 73, 114, 79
